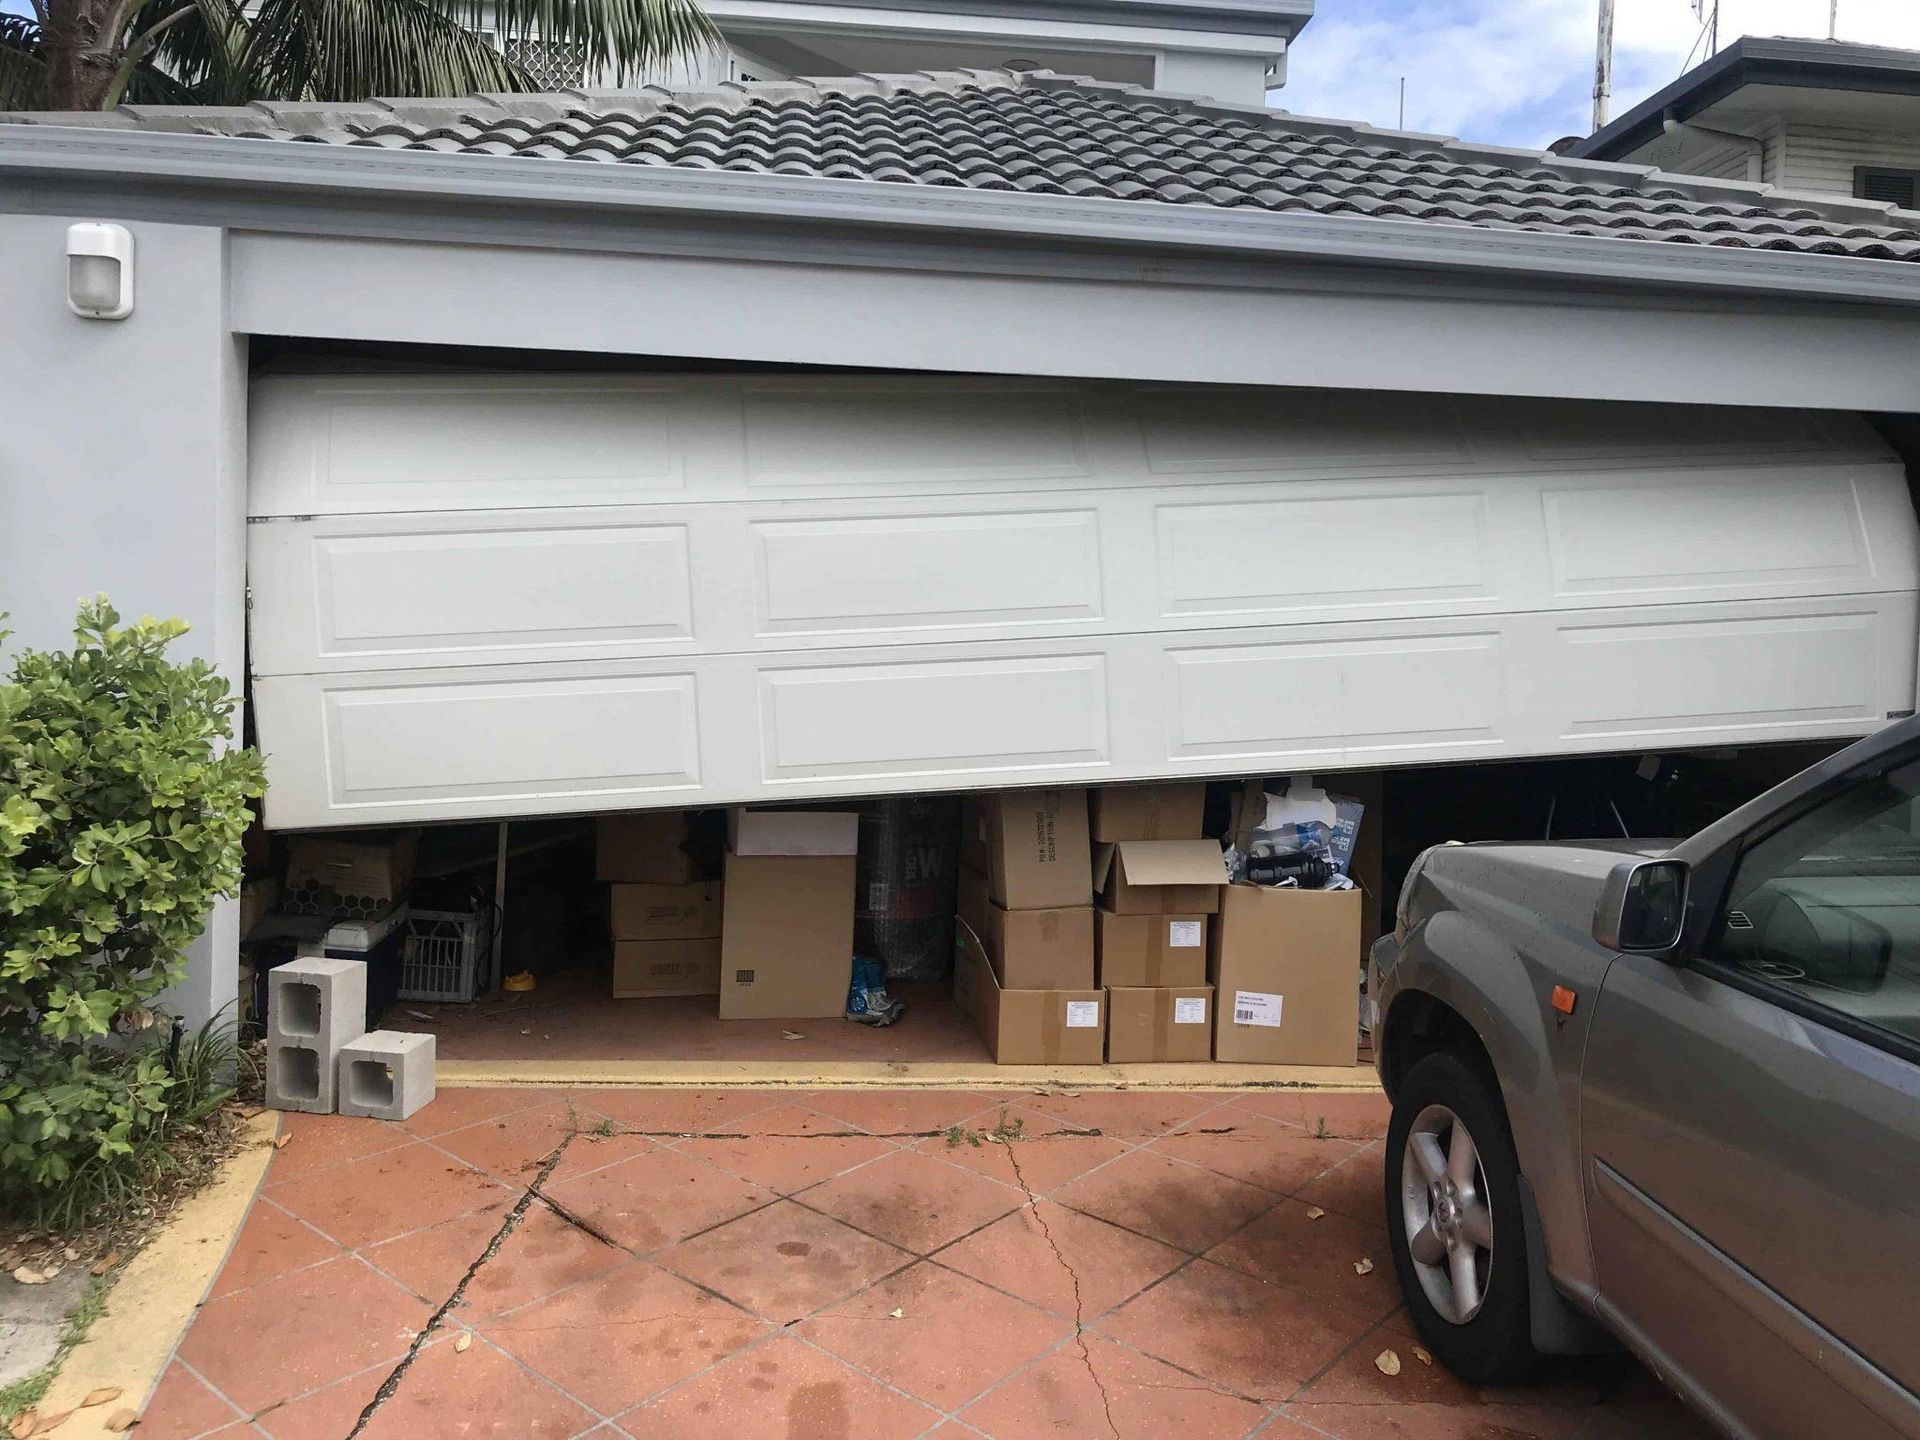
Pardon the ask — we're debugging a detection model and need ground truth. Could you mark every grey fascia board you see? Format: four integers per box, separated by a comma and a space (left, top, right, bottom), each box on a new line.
7, 124, 1920, 307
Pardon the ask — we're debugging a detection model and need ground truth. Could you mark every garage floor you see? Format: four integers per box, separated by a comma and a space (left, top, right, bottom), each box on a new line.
401, 975, 990, 1065
144, 1086, 1706, 1439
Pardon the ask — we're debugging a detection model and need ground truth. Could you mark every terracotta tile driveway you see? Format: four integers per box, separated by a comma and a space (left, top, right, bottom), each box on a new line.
144, 1087, 1713, 1440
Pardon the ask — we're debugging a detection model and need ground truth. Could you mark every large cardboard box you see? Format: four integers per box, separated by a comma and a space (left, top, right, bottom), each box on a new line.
613, 937, 721, 998
597, 812, 699, 884
1095, 910, 1209, 988
729, 808, 861, 856
1209, 884, 1362, 1065
610, 881, 722, 942
719, 811, 858, 1020
962, 790, 1092, 911
954, 920, 1105, 1065
1090, 784, 1206, 843
1094, 840, 1227, 915
980, 903, 1094, 990
286, 831, 418, 914
957, 862, 992, 940
1105, 986, 1215, 1063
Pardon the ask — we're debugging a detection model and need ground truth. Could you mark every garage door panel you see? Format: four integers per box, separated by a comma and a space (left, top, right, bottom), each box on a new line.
1155, 491, 1492, 619
255, 669, 701, 817
1134, 384, 1475, 475
742, 380, 1091, 489
1543, 474, 1872, 598
250, 378, 692, 514
1164, 632, 1505, 763
248, 512, 695, 668
759, 653, 1109, 781
751, 508, 1103, 636
1553, 610, 1882, 741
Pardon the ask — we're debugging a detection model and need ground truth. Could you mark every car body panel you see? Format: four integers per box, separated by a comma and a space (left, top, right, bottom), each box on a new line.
1583, 953, 1920, 1439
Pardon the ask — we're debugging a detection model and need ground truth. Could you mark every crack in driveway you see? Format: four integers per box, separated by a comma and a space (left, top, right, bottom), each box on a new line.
343, 1131, 580, 1439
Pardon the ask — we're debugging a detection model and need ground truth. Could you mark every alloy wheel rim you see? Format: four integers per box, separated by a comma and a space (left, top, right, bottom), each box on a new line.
1400, 1103, 1494, 1324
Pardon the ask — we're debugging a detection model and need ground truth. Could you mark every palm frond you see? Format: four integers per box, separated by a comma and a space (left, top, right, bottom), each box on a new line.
0, 14, 48, 111
425, 0, 721, 87
239, 0, 536, 101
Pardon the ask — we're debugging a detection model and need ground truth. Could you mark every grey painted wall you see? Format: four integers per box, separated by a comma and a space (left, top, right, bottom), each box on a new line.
0, 213, 246, 1031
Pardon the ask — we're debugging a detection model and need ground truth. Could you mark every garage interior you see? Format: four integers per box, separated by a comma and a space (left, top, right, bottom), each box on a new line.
232, 339, 1919, 1081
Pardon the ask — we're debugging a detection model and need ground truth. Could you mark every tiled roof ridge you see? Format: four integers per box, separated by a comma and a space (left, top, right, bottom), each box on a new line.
5, 67, 1918, 259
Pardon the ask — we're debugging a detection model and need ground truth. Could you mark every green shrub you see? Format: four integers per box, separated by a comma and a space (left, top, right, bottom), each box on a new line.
0, 598, 264, 1213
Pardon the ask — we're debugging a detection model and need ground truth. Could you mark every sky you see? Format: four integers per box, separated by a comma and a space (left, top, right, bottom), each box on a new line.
4, 0, 1919, 151
1279, 0, 1920, 148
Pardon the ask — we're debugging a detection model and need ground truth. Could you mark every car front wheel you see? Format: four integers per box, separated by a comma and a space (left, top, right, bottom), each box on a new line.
1385, 1050, 1543, 1383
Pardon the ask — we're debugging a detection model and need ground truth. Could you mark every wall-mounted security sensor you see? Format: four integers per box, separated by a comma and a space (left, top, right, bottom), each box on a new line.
66, 222, 134, 320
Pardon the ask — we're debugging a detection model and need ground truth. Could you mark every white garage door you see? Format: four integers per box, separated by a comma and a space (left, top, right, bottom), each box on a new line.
247, 374, 1920, 829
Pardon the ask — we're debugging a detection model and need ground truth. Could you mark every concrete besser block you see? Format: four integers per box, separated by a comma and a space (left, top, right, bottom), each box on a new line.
266, 957, 368, 1115
336, 1031, 436, 1121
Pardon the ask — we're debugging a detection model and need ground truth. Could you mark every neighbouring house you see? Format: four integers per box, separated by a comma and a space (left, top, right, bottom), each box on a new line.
1572, 36, 1920, 203
4, 1, 1920, 1043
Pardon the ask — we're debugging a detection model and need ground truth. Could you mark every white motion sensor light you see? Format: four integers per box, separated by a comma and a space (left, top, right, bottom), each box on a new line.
66, 222, 134, 320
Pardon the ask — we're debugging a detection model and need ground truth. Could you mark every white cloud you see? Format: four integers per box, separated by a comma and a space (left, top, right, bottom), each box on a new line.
1278, 0, 1920, 148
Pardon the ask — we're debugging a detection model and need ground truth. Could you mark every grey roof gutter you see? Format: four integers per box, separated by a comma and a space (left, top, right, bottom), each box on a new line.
8, 121, 1920, 307
1572, 36, 1920, 162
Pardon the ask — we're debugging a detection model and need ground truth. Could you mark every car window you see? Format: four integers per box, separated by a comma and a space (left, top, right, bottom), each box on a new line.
1713, 758, 1920, 1049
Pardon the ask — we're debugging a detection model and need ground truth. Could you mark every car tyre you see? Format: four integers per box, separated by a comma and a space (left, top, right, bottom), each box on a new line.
1384, 1050, 1543, 1384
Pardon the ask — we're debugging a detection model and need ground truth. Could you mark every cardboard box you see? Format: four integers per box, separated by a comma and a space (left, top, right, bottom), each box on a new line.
719, 812, 858, 1020
1105, 986, 1215, 1063
285, 831, 418, 913
609, 881, 722, 942
954, 919, 1105, 1065
613, 937, 721, 998
963, 789, 1092, 911
1094, 840, 1227, 915
1090, 784, 1207, 843
1095, 910, 1209, 988
597, 812, 699, 884
957, 863, 992, 940
980, 903, 1094, 990
1209, 884, 1362, 1065
728, 808, 861, 856
239, 877, 280, 939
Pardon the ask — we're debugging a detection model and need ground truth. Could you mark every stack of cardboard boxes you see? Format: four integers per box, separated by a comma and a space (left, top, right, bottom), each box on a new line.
599, 812, 724, 999
953, 789, 1106, 1063
1091, 785, 1225, 1063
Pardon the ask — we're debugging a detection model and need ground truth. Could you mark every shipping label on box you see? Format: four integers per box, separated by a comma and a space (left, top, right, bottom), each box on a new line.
1095, 910, 1209, 988
1094, 839, 1227, 916
1105, 986, 1215, 1064
610, 881, 722, 942
1089, 784, 1207, 843
612, 937, 721, 998
1209, 884, 1361, 1065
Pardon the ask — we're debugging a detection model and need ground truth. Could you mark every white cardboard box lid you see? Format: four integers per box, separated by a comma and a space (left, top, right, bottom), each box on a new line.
727, 808, 859, 857
1104, 839, 1229, 888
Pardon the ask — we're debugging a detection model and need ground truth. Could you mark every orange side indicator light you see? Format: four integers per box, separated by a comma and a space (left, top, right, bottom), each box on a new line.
1550, 985, 1578, 1016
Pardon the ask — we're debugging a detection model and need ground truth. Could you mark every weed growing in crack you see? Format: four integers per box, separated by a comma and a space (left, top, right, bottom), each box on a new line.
1315, 1116, 1330, 1140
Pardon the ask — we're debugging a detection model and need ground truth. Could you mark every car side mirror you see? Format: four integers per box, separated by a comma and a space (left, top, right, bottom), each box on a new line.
1593, 859, 1690, 955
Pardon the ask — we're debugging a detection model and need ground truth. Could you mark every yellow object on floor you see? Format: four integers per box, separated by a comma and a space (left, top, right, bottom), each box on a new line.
502, 971, 536, 993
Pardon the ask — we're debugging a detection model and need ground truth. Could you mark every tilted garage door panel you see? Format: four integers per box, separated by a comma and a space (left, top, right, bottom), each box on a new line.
246, 374, 1920, 828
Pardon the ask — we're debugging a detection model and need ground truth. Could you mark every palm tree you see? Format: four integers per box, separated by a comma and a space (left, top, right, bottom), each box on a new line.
1, 0, 720, 113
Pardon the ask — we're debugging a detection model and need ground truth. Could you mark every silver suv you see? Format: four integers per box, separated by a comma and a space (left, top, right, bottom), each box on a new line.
1369, 719, 1920, 1440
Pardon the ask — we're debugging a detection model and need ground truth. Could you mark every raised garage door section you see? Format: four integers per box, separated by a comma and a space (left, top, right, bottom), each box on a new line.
247, 375, 1920, 829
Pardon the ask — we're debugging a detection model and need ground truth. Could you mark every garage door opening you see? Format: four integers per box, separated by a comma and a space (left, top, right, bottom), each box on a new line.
235, 742, 1843, 1083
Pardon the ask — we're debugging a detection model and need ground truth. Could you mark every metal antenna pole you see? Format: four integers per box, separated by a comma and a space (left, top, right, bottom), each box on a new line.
1593, 0, 1616, 131
1830, 0, 1839, 39
1398, 76, 1405, 128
